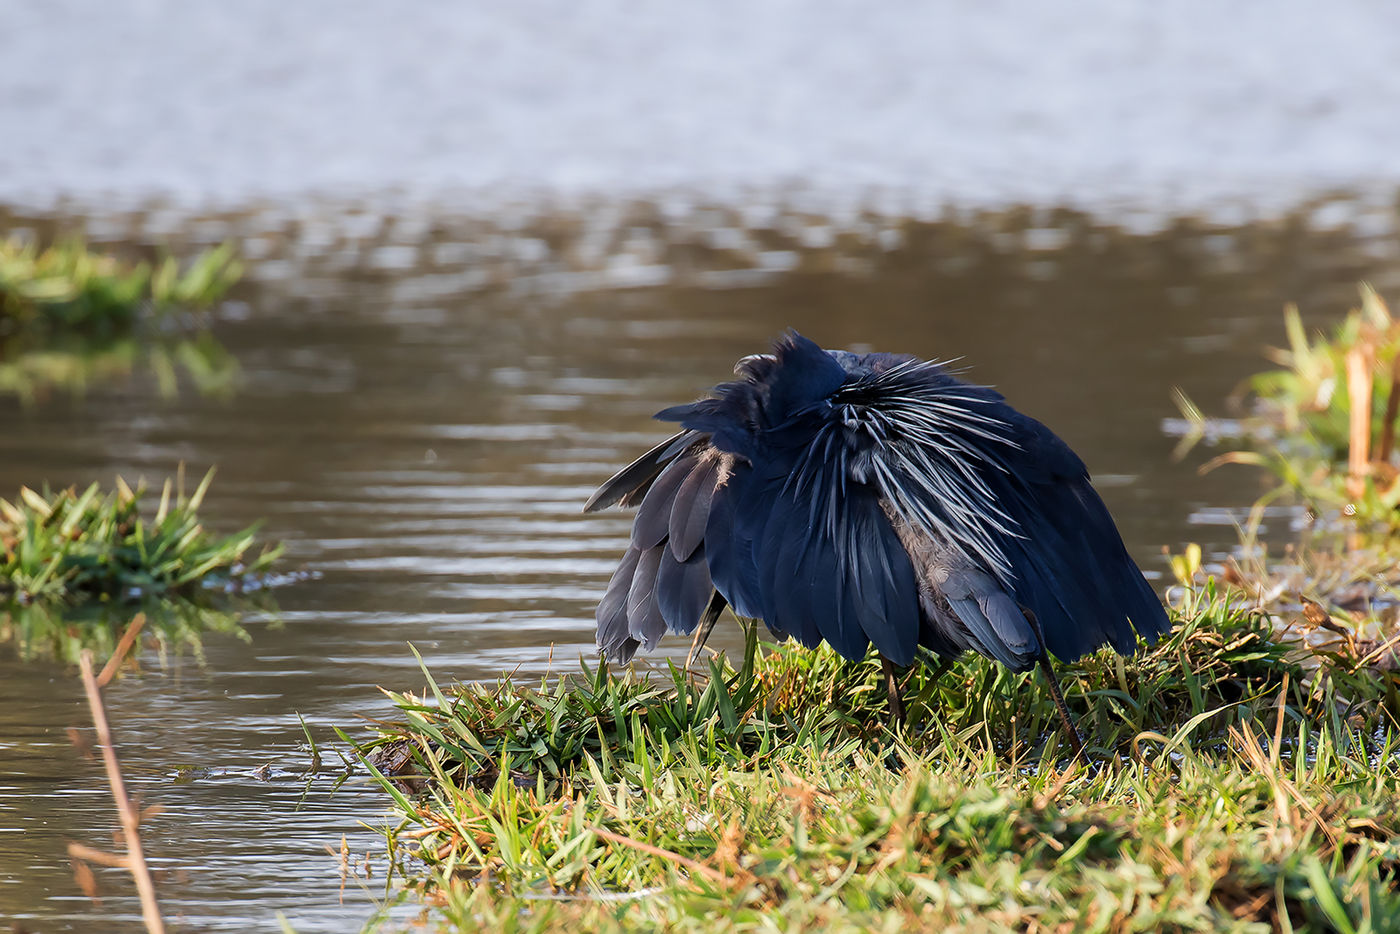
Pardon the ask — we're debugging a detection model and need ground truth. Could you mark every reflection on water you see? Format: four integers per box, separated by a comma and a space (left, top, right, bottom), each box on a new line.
0, 598, 259, 666
0, 196, 1398, 930
0, 334, 233, 404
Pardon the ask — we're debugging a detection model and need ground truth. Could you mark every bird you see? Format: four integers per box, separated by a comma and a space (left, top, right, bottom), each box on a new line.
583, 331, 1172, 755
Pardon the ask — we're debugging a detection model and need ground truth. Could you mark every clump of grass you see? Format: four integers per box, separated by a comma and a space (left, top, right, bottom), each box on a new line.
0, 237, 242, 402
0, 469, 282, 660
1166, 542, 1400, 725
354, 584, 1400, 932
0, 469, 279, 604
0, 237, 242, 335
1177, 284, 1400, 533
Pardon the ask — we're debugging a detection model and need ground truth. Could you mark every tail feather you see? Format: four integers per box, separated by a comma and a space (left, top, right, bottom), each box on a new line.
940, 566, 1040, 670
631, 453, 700, 550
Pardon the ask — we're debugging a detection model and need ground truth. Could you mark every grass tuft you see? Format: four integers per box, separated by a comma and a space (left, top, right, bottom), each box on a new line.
1176, 285, 1400, 535
0, 237, 241, 333
0, 469, 283, 662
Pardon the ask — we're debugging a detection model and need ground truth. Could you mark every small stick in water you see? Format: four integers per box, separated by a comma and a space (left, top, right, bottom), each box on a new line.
79, 650, 165, 934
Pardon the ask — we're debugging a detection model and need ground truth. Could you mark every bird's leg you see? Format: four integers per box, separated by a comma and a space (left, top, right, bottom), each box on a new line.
1036, 656, 1086, 761
1021, 608, 1086, 760
685, 591, 729, 668
880, 654, 905, 725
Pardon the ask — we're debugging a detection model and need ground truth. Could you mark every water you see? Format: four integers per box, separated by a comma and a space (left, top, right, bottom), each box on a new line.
2, 197, 1399, 931
3, 2, 1400, 214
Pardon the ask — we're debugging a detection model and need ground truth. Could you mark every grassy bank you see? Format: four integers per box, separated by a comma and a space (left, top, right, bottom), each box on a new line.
354, 580, 1400, 932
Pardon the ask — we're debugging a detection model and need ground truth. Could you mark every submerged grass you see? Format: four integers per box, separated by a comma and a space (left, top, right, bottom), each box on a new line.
355, 580, 1400, 932
0, 469, 282, 662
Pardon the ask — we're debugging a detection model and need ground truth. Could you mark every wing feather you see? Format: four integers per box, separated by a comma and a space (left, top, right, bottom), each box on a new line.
597, 546, 642, 661
631, 453, 699, 550
669, 454, 721, 561
852, 370, 1170, 663
939, 566, 1039, 670
656, 548, 713, 635
626, 546, 667, 650
584, 430, 700, 512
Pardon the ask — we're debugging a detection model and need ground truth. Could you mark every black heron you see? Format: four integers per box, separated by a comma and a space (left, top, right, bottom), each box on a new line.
584, 332, 1171, 755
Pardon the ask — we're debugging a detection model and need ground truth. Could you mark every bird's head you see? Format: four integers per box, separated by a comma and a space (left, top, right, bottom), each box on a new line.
824, 347, 919, 380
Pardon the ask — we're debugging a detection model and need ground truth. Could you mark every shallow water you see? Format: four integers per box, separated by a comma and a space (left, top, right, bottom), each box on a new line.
1, 198, 1399, 931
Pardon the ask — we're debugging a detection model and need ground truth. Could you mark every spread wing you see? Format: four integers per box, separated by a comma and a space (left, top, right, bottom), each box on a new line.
587, 332, 1169, 668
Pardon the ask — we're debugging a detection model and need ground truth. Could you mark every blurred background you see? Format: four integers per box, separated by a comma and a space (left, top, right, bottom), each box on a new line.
3, 2, 1400, 930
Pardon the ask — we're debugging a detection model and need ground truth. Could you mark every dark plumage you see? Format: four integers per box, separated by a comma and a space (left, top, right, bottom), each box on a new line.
585, 332, 1172, 752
